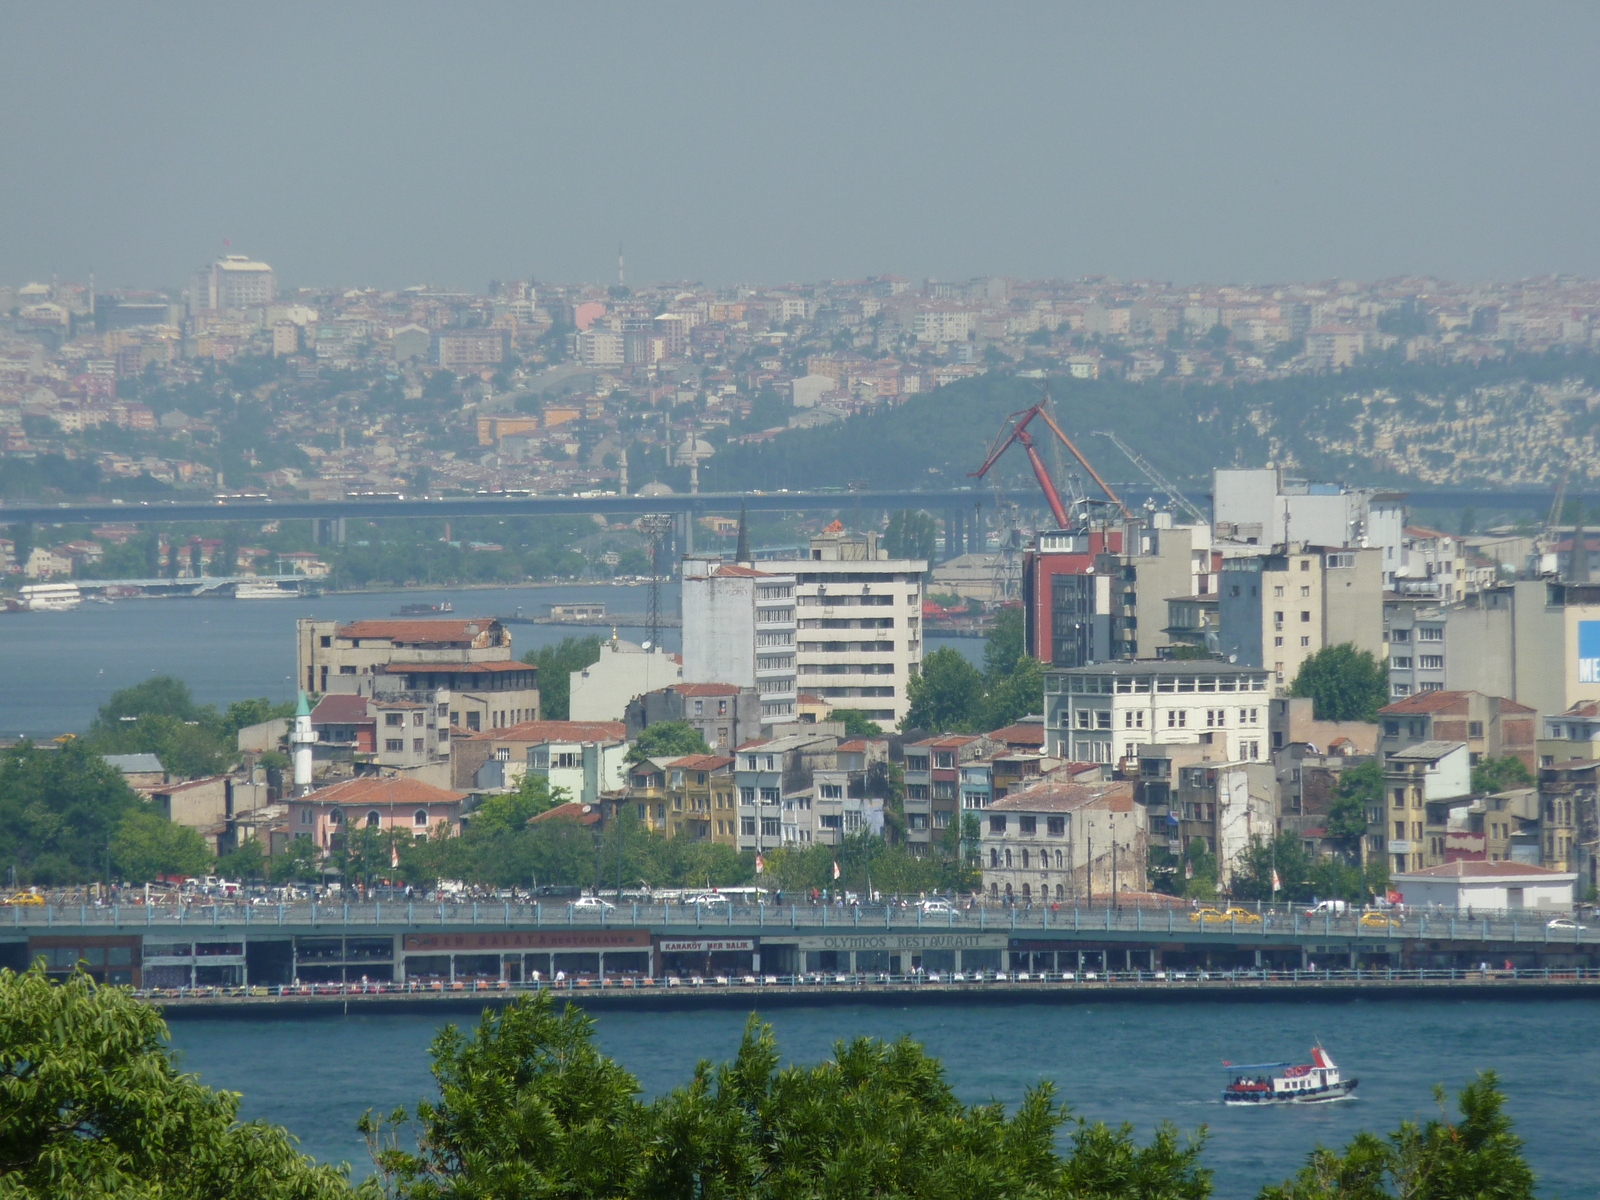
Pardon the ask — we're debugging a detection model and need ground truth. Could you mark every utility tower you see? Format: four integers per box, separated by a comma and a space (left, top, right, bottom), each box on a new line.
638, 513, 675, 649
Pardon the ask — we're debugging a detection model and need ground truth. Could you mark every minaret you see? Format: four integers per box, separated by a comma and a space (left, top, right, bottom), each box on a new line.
291, 690, 315, 795
736, 505, 751, 566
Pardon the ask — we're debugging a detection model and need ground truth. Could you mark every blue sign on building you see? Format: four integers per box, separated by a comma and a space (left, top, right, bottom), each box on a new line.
1579, 621, 1600, 683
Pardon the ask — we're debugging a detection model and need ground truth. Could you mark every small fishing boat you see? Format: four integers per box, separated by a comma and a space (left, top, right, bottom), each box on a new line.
1222, 1045, 1356, 1106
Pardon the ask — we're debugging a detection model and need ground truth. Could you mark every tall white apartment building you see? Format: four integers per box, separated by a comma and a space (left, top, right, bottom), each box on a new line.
681, 561, 798, 724
787, 527, 925, 727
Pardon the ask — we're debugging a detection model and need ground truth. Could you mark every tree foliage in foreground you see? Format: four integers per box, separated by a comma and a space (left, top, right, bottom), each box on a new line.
0, 967, 362, 1199
365, 990, 1212, 1200
0, 971, 1544, 1199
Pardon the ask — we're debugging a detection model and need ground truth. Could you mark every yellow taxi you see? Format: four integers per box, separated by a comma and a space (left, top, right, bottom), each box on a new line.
1359, 911, 1401, 929
3, 892, 45, 906
1189, 907, 1229, 923
1220, 907, 1263, 924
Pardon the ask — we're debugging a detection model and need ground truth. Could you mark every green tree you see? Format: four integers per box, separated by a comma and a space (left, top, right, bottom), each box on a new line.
111, 808, 213, 883
903, 647, 986, 733
1288, 644, 1389, 722
366, 992, 1213, 1200
884, 509, 937, 565
0, 741, 142, 885
831, 708, 884, 737
1260, 1073, 1534, 1200
1472, 755, 1534, 794
0, 966, 361, 1198
95, 675, 203, 723
981, 655, 1044, 729
1182, 839, 1219, 900
470, 774, 568, 834
519, 635, 602, 721
625, 720, 710, 765
217, 836, 267, 882
1229, 833, 1314, 903
1327, 760, 1382, 849
983, 605, 1026, 679
269, 834, 324, 884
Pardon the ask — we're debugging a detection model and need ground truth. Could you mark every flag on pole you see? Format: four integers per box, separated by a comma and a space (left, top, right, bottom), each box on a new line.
832, 860, 840, 880
390, 839, 399, 869
1271, 869, 1281, 892
754, 853, 765, 875
1184, 859, 1194, 880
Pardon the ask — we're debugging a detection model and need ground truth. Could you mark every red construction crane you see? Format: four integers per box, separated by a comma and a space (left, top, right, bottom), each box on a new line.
970, 403, 1131, 528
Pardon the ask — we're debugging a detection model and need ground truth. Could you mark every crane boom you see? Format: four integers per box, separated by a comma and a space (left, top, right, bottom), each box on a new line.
971, 402, 1128, 527
1094, 430, 1209, 526
1032, 408, 1132, 519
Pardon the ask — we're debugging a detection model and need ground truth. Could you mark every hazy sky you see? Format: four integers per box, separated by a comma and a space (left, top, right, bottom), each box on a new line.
4, 2, 1600, 292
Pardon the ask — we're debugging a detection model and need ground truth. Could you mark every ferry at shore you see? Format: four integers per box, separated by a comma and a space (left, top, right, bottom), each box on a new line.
235, 581, 301, 600
18, 582, 82, 612
396, 601, 453, 614
1222, 1045, 1356, 1106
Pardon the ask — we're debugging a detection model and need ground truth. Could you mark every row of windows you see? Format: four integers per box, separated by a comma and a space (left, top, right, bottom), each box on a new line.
1050, 674, 1267, 695
1390, 655, 1445, 670
989, 847, 1067, 868
1072, 707, 1259, 730
300, 808, 432, 827
988, 814, 1068, 835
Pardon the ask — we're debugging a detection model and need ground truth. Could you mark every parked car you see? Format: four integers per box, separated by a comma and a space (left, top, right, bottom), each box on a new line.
686, 893, 728, 906
1189, 907, 1229, 923
1304, 899, 1349, 917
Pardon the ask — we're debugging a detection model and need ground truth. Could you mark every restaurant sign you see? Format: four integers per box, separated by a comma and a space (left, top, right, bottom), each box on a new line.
403, 930, 651, 952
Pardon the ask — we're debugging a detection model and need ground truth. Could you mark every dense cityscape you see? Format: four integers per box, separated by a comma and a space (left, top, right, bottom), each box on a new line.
7, 5, 1599, 1196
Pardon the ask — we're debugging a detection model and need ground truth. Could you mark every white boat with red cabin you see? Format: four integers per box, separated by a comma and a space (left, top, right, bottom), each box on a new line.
1222, 1045, 1356, 1106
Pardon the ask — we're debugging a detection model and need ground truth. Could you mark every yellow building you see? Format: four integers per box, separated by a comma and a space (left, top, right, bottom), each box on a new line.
613, 753, 738, 845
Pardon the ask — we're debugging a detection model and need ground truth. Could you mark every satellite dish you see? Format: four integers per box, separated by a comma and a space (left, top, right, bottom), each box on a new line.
640, 640, 653, 650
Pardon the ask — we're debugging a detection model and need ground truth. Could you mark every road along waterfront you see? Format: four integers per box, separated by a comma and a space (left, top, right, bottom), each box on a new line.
161, 995, 1599, 1198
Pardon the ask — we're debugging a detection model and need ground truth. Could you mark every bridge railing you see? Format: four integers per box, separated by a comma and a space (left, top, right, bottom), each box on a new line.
9, 900, 1599, 946
129, 964, 1600, 1004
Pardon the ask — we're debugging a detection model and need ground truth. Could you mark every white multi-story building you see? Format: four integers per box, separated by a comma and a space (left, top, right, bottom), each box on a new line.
1044, 661, 1272, 766
194, 255, 275, 312
911, 308, 976, 344
786, 528, 925, 727
681, 561, 798, 724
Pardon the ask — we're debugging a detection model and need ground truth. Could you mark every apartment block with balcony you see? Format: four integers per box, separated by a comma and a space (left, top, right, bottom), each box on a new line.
613, 754, 737, 844
1044, 661, 1272, 766
732, 732, 840, 854
1377, 690, 1536, 773
783, 527, 925, 727
1218, 544, 1383, 689
681, 561, 798, 726
903, 735, 998, 853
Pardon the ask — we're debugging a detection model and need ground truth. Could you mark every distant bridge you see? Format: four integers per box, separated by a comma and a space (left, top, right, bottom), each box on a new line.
0, 485, 1564, 532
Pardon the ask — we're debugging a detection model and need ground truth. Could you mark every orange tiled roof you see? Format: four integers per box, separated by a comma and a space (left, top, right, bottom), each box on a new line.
336, 618, 499, 643
299, 775, 467, 806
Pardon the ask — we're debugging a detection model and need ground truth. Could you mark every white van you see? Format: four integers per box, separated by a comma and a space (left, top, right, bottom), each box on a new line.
1304, 900, 1348, 917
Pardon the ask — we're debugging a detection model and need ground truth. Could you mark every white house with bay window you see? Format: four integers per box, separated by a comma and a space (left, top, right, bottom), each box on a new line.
1044, 662, 1272, 766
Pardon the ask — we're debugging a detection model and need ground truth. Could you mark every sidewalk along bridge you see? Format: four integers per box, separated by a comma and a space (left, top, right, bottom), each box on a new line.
6, 901, 1598, 991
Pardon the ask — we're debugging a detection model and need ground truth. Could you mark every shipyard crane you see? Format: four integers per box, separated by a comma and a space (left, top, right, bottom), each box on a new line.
1094, 430, 1209, 526
970, 403, 1131, 529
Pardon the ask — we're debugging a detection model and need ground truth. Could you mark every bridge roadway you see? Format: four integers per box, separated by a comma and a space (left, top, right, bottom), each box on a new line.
8, 902, 1599, 993
0, 486, 1569, 528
